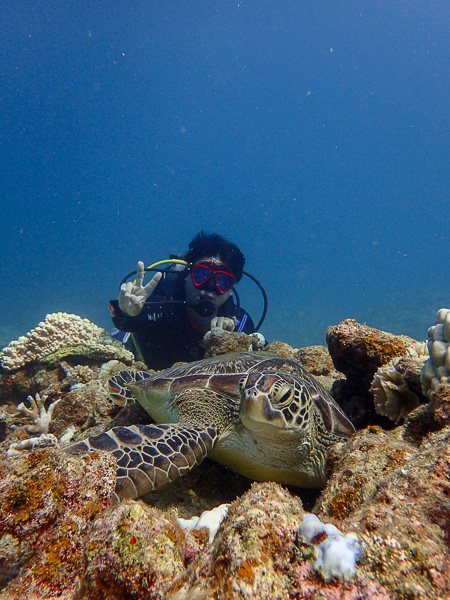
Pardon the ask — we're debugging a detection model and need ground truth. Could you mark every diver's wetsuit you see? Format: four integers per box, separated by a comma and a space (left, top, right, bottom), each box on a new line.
110, 267, 255, 370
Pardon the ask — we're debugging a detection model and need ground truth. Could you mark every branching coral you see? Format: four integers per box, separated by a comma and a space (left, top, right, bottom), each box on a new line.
16, 393, 61, 434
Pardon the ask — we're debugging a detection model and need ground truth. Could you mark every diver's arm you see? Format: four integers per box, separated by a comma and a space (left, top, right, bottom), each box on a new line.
118, 261, 162, 317
110, 294, 168, 332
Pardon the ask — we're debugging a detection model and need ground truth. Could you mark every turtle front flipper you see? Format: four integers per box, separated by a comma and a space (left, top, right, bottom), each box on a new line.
108, 370, 152, 406
65, 423, 219, 504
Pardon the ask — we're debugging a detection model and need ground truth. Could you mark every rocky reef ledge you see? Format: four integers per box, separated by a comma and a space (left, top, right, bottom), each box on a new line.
0, 311, 449, 599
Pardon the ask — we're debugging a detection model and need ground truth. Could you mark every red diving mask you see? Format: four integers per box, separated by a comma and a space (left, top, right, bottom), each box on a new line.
191, 264, 235, 294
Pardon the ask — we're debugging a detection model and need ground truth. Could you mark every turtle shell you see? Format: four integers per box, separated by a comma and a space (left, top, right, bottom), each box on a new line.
128, 351, 354, 437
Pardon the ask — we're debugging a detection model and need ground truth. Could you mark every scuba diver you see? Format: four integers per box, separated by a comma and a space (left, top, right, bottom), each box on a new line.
110, 231, 264, 370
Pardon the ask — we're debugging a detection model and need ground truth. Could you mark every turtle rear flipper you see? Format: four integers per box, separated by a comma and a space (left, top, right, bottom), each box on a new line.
65, 423, 219, 504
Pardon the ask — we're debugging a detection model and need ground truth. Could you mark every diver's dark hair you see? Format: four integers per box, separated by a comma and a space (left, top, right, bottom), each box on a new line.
184, 231, 245, 282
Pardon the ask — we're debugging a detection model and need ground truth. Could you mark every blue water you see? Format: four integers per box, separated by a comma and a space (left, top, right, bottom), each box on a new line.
1, 1, 448, 349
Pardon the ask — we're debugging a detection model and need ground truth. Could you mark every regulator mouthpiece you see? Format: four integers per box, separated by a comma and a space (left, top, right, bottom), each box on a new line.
191, 297, 217, 319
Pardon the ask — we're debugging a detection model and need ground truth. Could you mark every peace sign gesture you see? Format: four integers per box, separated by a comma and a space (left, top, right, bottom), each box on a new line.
118, 261, 162, 317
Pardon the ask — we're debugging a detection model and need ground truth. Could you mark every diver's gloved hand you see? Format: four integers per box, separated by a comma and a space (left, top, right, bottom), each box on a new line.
210, 316, 236, 331
118, 261, 162, 317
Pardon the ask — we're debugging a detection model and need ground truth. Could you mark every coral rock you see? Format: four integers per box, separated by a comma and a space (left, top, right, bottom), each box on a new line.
83, 501, 185, 600
316, 426, 450, 600
293, 344, 336, 376
167, 482, 305, 599
326, 319, 419, 390
203, 328, 265, 357
0, 446, 116, 599
316, 427, 418, 519
264, 340, 296, 359
430, 382, 450, 428
264, 343, 341, 392
168, 482, 390, 599
49, 386, 120, 439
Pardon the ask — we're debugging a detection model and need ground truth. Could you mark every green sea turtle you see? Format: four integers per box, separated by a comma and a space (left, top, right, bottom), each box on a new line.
67, 352, 355, 504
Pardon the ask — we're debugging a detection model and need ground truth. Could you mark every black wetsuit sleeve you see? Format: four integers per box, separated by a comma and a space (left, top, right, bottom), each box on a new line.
235, 308, 256, 334
110, 296, 168, 332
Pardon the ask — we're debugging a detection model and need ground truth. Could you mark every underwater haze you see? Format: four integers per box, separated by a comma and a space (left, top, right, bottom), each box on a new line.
0, 1, 448, 349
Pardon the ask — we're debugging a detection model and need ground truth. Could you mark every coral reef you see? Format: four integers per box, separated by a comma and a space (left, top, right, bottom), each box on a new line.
420, 308, 450, 396
0, 312, 134, 372
0, 312, 449, 598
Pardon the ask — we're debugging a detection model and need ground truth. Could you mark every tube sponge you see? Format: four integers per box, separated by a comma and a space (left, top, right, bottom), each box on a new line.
420, 308, 450, 397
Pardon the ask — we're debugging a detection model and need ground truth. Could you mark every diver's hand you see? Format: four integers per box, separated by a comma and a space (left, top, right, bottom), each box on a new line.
118, 261, 162, 317
210, 316, 236, 331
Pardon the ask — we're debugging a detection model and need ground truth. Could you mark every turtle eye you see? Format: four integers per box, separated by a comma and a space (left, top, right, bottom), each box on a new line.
274, 386, 292, 405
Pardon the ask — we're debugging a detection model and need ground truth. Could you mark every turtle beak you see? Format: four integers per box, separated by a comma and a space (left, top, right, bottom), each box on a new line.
240, 388, 285, 431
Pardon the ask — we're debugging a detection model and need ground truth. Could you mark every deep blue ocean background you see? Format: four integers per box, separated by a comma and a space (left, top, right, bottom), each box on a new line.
1, 1, 448, 350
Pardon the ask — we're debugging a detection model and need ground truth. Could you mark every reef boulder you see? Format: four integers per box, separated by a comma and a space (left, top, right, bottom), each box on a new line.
0, 446, 116, 599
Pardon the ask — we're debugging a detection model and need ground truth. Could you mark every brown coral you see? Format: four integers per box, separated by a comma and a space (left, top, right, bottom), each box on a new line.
370, 354, 428, 422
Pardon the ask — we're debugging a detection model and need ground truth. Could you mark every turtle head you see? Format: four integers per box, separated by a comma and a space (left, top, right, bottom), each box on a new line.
239, 371, 312, 436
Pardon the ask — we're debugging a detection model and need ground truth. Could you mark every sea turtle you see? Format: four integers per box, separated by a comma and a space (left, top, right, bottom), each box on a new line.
67, 352, 355, 504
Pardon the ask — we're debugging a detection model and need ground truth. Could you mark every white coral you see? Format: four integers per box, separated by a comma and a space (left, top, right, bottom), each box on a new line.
16, 393, 61, 434
420, 308, 450, 397
177, 504, 230, 543
7, 433, 59, 457
0, 312, 134, 371
298, 513, 360, 581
